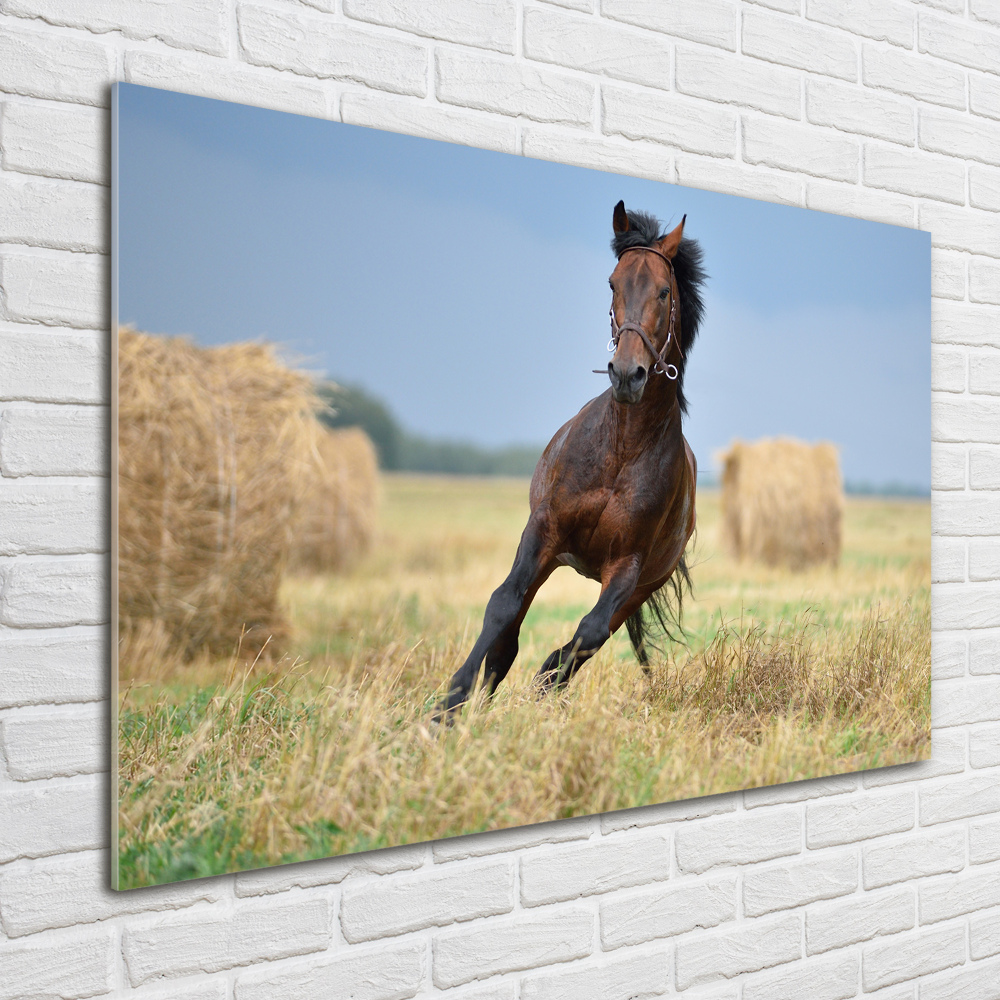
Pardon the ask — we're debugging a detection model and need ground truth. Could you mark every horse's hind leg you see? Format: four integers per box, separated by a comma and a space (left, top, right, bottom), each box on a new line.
439, 514, 555, 717
536, 557, 641, 693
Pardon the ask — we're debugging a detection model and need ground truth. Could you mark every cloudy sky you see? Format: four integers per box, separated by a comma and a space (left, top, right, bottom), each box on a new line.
117, 83, 930, 491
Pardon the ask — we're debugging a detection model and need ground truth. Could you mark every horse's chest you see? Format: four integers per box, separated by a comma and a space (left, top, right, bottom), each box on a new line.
556, 552, 601, 581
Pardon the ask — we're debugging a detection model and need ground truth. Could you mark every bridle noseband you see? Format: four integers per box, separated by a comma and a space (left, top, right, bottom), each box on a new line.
603, 245, 681, 381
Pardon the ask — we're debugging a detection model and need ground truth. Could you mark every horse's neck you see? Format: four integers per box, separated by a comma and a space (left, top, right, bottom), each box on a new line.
610, 378, 683, 455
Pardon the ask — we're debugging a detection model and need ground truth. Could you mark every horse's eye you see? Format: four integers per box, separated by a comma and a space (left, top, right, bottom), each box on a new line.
659, 287, 670, 300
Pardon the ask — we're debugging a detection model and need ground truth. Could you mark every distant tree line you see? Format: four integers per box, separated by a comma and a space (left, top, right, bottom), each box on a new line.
317, 381, 542, 476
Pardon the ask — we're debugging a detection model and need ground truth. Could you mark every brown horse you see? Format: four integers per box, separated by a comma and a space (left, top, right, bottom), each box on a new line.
439, 200, 706, 716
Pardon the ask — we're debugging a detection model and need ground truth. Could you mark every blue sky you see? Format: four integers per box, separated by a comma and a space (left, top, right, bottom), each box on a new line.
116, 83, 930, 491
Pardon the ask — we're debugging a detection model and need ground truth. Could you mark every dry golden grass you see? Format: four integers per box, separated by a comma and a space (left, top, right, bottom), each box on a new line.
117, 475, 929, 888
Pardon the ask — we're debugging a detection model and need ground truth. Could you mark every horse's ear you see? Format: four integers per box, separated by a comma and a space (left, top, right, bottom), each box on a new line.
613, 200, 630, 234
657, 215, 686, 259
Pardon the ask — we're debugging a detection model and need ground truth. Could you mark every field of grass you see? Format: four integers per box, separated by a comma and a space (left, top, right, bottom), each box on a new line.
117, 474, 930, 888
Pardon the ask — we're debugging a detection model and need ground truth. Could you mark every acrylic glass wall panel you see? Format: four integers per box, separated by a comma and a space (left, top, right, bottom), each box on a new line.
113, 82, 931, 889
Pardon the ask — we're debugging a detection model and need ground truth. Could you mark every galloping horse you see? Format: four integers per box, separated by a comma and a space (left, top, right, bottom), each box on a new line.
440, 200, 706, 716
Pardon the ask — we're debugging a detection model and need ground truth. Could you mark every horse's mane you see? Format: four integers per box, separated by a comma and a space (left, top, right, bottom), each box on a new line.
610, 209, 707, 415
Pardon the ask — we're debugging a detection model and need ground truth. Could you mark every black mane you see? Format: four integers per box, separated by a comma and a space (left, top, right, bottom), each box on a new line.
610, 209, 707, 415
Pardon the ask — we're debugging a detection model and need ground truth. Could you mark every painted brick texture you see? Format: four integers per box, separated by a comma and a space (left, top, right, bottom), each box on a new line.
0, 2, 997, 999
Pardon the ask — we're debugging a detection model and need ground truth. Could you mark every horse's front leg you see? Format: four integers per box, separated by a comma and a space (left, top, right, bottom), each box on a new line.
536, 555, 641, 692
438, 513, 556, 718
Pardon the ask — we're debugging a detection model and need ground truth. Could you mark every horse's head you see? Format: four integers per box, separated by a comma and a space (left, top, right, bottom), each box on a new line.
607, 200, 685, 405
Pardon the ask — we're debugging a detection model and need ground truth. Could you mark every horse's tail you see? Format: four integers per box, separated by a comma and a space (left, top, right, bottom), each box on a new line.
625, 555, 691, 669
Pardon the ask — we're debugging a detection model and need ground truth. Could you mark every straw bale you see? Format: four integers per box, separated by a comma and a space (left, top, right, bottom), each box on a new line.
719, 437, 843, 570
117, 327, 319, 658
289, 426, 379, 572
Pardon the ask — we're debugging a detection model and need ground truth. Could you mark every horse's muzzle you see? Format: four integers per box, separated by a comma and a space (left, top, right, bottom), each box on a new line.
608, 360, 647, 404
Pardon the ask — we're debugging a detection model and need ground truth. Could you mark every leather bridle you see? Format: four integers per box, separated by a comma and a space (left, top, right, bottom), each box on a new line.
602, 245, 681, 381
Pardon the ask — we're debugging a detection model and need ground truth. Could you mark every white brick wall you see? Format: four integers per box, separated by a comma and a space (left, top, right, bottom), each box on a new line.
0, 1, 997, 997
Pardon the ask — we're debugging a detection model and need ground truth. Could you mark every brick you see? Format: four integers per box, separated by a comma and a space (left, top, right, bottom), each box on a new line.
972, 911, 1000, 960
920, 866, 1000, 924
921, 107, 1000, 169
0, 100, 104, 184
932, 633, 966, 679
523, 6, 671, 90
933, 300, 1000, 347
935, 397, 1000, 443
124, 898, 331, 986
675, 155, 802, 206
972, 447, 1000, 489
807, 78, 914, 145
0, 404, 105, 476
933, 677, 1000, 725
0, 481, 103, 556
743, 952, 859, 1000
0, 251, 106, 329
932, 347, 966, 393
2, 703, 106, 779
0, 775, 101, 863
0, 326, 104, 403
436, 49, 592, 125
972, 0, 1000, 27
863, 44, 966, 110
433, 908, 593, 988
862, 729, 965, 787
970, 164, 1000, 213
0, 927, 113, 1000
0, 850, 222, 938
238, 4, 427, 97
931, 538, 965, 583
806, 0, 914, 47
807, 790, 913, 847
864, 144, 965, 204
972, 817, 1000, 864
0, 556, 107, 628
932, 443, 965, 490
920, 957, 1000, 1000
600, 0, 738, 51
806, 180, 914, 228
931, 250, 967, 301
744, 774, 857, 809
862, 925, 965, 991
235, 843, 424, 896
341, 859, 513, 942
234, 942, 424, 1000
520, 832, 670, 906
522, 125, 670, 181
934, 585, 1000, 628
743, 9, 857, 80
124, 50, 329, 121
599, 794, 737, 834
743, 851, 858, 916
919, 11, 1000, 75
4, 0, 227, 56
675, 809, 800, 873
971, 541, 1000, 581
675, 913, 801, 991
747, 0, 801, 10
971, 632, 1000, 674
863, 827, 965, 888
970, 258, 1000, 304
432, 816, 590, 862
520, 949, 669, 1000
344, 0, 516, 53
921, 202, 1000, 259
676, 46, 800, 119
806, 885, 914, 954
971, 725, 1000, 768
0, 627, 104, 707
342, 91, 517, 155
971, 72, 1000, 121
0, 25, 112, 106
600, 874, 737, 949
743, 116, 858, 183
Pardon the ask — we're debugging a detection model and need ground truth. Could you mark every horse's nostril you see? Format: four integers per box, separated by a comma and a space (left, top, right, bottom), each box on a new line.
633, 366, 647, 382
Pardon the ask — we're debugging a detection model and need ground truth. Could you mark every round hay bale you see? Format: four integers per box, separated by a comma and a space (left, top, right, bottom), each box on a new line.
117, 327, 320, 658
719, 437, 843, 570
289, 426, 379, 572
